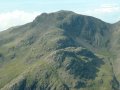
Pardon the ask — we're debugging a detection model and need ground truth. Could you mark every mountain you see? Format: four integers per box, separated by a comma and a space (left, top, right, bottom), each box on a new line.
0, 10, 120, 90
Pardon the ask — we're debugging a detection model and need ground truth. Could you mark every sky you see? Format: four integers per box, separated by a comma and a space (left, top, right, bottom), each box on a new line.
0, 0, 120, 31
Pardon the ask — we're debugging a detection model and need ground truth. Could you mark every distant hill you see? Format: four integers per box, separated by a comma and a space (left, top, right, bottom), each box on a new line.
0, 10, 120, 90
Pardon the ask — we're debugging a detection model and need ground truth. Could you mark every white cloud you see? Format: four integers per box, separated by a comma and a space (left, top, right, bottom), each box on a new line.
83, 4, 120, 15
0, 10, 40, 31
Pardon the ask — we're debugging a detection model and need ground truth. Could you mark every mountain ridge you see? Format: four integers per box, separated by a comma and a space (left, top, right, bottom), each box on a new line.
0, 10, 120, 90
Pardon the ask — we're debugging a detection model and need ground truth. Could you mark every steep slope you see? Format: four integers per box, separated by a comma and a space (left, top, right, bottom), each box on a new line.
0, 10, 119, 90
110, 21, 120, 81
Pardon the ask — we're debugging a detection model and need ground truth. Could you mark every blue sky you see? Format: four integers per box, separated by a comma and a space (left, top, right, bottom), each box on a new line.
0, 0, 120, 30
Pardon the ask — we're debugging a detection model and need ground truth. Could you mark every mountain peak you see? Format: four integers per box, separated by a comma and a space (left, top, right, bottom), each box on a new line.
0, 10, 119, 90
32, 10, 76, 27
34, 10, 75, 21
55, 10, 75, 14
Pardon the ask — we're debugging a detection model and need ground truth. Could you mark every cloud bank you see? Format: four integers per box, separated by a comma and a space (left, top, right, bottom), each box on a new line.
80, 3, 120, 23
0, 10, 40, 31
84, 4, 120, 15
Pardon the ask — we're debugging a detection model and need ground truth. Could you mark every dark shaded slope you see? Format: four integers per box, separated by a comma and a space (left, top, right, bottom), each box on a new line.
58, 14, 111, 51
